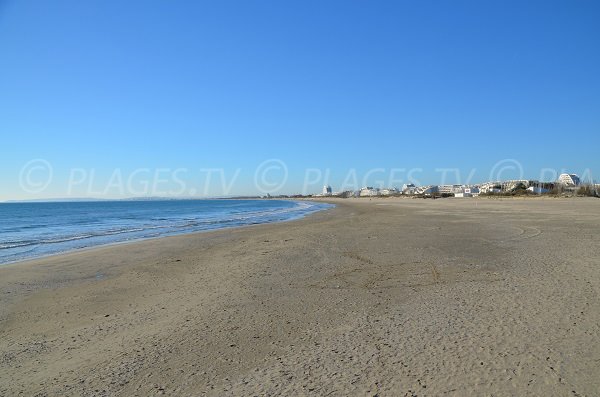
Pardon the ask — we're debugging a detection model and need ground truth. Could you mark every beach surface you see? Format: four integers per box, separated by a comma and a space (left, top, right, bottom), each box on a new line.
1, 197, 599, 396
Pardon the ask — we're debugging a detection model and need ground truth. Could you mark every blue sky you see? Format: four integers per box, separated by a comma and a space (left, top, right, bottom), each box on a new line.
1, 0, 599, 199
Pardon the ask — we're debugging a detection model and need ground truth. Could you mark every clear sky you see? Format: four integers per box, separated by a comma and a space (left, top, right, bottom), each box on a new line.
1, 0, 599, 199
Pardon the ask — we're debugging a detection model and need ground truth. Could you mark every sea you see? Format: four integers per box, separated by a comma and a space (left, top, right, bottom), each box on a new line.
0, 199, 332, 265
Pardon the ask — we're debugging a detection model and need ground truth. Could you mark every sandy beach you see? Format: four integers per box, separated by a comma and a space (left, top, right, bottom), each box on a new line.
1, 197, 599, 396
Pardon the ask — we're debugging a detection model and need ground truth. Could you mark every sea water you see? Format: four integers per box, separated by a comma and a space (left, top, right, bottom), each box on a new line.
0, 200, 332, 265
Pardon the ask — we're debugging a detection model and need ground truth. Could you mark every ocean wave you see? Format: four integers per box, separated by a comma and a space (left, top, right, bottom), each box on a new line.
0, 200, 332, 264
0, 241, 37, 249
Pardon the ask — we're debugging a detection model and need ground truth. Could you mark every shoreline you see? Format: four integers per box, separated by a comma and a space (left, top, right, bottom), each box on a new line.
3, 194, 592, 268
1, 198, 599, 395
0, 199, 333, 268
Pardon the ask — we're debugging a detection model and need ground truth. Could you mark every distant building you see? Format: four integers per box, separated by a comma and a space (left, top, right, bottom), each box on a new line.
455, 187, 480, 198
415, 185, 438, 195
527, 186, 549, 194
359, 187, 380, 197
438, 184, 466, 195
480, 182, 502, 194
322, 185, 332, 196
402, 183, 417, 195
501, 180, 530, 192
479, 180, 530, 193
380, 188, 399, 196
557, 174, 580, 186
335, 190, 355, 198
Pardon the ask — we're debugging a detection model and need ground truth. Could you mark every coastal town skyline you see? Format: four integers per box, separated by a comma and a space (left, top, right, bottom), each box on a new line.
5, 158, 598, 201
5, 166, 596, 202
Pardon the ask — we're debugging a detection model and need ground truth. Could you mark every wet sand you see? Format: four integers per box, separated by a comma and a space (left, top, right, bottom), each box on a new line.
1, 197, 599, 396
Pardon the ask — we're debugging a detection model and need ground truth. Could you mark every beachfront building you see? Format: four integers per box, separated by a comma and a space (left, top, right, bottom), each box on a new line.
527, 186, 549, 194
557, 173, 580, 186
455, 187, 480, 198
380, 188, 399, 196
438, 184, 465, 195
480, 182, 502, 194
359, 187, 380, 197
415, 185, 438, 195
530, 181, 555, 193
322, 185, 332, 196
481, 180, 560, 194
481, 180, 530, 193
334, 190, 355, 198
500, 180, 530, 192
402, 183, 417, 195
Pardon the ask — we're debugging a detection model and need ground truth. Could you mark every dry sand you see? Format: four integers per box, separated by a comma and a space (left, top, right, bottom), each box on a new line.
1, 197, 599, 396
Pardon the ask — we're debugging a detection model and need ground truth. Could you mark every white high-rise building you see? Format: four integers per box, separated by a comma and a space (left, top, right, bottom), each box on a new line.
322, 185, 332, 196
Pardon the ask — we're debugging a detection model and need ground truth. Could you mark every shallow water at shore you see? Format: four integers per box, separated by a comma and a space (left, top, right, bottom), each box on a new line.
0, 199, 332, 264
